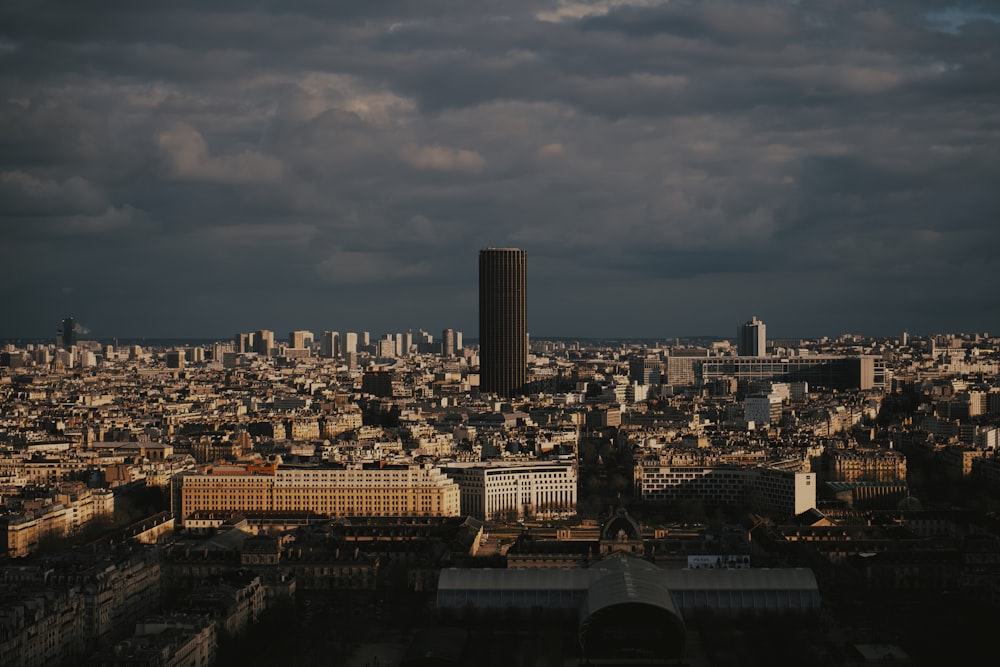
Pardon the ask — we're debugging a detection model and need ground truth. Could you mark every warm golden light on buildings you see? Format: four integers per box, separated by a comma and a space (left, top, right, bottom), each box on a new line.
174, 462, 461, 523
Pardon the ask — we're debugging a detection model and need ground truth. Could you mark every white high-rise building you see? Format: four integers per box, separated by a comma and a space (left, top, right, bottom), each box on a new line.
344, 332, 358, 355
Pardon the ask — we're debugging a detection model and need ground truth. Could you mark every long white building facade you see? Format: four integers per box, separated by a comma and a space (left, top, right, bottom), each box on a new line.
634, 462, 815, 517
443, 461, 578, 520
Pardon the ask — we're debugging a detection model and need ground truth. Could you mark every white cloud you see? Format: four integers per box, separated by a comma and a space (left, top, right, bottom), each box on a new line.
536, 0, 665, 23
539, 142, 565, 157
157, 124, 283, 184
400, 144, 485, 172
53, 204, 142, 235
0, 171, 105, 213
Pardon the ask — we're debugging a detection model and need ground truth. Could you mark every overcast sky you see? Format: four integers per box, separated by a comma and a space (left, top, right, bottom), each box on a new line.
2, 1, 998, 341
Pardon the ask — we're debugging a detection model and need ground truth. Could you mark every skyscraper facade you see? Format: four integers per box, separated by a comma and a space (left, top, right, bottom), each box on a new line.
479, 248, 527, 397
255, 330, 274, 356
344, 332, 358, 355
442, 328, 455, 357
320, 331, 340, 358
289, 330, 310, 349
58, 317, 76, 350
737, 316, 767, 357
630, 356, 662, 385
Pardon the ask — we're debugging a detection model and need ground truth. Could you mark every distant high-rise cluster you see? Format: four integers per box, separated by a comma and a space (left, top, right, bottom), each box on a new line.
479, 248, 527, 397
230, 326, 461, 364
738, 316, 767, 357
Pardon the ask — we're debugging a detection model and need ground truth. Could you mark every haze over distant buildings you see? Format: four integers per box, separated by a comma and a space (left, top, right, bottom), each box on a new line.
1, 1, 999, 339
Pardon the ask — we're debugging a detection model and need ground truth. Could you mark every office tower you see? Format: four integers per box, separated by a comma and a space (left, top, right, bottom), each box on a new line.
403, 331, 413, 357
165, 350, 185, 369
479, 247, 527, 397
395, 332, 405, 356
234, 332, 252, 354
289, 330, 311, 349
455, 331, 463, 352
377, 335, 396, 358
344, 332, 358, 355
255, 330, 274, 356
58, 317, 77, 350
737, 316, 767, 357
630, 356, 661, 385
320, 331, 340, 358
417, 329, 435, 354
79, 351, 97, 368
442, 328, 456, 357
361, 331, 370, 347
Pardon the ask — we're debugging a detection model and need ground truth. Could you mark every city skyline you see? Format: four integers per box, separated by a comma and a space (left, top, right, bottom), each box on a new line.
2, 2, 999, 339
0, 314, 994, 347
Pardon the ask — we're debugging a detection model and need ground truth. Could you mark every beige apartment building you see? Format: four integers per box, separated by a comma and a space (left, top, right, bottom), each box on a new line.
174, 462, 461, 523
824, 448, 907, 482
2, 484, 115, 558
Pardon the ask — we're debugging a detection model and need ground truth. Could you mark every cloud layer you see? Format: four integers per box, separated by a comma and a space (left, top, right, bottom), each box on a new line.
1, 1, 998, 339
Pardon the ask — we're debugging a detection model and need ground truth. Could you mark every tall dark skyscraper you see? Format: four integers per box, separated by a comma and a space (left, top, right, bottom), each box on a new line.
479, 248, 527, 398
58, 317, 76, 350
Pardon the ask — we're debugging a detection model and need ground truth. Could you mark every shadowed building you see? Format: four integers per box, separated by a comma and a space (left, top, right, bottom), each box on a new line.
479, 248, 527, 397
436, 555, 819, 663
58, 317, 76, 350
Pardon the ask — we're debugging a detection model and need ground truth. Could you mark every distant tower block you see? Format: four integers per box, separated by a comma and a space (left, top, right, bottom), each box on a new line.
58, 317, 77, 350
320, 331, 340, 358
738, 316, 767, 357
479, 248, 527, 397
442, 328, 456, 357
344, 332, 358, 355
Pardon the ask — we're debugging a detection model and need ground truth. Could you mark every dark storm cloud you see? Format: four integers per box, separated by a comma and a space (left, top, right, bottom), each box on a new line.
1, 0, 998, 339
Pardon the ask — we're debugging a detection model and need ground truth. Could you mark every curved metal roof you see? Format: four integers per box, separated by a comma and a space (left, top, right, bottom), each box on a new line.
662, 567, 818, 591
581, 556, 683, 625
438, 567, 598, 591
